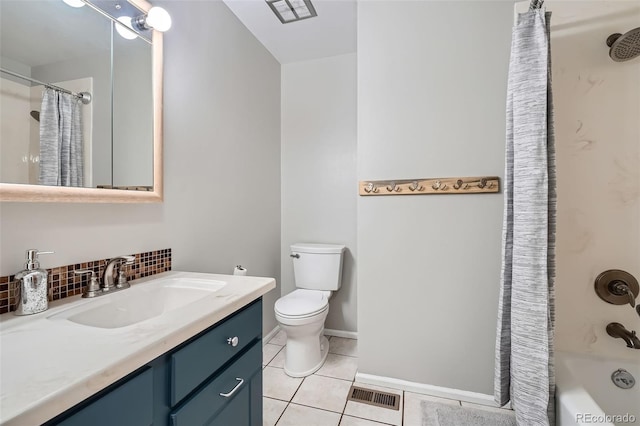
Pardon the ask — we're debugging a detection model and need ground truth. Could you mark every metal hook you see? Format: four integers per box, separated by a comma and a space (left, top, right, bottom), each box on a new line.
453, 179, 463, 190
364, 182, 378, 193
387, 182, 400, 192
488, 181, 494, 189
478, 178, 487, 189
441, 183, 448, 190
463, 183, 469, 189
408, 181, 424, 192
432, 180, 441, 190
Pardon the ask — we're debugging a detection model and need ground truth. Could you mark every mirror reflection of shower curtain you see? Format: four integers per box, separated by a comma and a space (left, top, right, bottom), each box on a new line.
38, 87, 84, 187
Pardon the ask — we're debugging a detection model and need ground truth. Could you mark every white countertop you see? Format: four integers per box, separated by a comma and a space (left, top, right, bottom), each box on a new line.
0, 271, 275, 426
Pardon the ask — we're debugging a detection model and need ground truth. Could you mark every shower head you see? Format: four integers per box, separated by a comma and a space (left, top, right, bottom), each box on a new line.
606, 27, 640, 62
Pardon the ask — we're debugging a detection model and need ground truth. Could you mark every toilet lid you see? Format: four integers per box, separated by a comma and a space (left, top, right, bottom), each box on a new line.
275, 289, 329, 317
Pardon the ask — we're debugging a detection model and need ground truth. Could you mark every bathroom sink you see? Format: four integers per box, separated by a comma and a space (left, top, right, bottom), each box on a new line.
48, 277, 226, 329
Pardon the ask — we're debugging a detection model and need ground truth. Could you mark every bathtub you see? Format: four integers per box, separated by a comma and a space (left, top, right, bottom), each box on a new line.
556, 352, 639, 426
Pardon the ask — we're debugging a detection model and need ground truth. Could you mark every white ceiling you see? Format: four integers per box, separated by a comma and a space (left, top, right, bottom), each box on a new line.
222, 0, 356, 64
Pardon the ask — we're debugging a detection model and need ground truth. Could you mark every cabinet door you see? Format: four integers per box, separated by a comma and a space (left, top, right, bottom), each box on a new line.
53, 368, 154, 426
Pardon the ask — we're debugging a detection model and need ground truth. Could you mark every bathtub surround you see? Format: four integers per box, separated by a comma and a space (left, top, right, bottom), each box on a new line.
0, 249, 171, 314
550, 1, 640, 362
0, 0, 282, 335
357, 0, 511, 398
281, 53, 357, 333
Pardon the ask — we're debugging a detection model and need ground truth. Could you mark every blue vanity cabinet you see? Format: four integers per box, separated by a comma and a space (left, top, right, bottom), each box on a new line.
45, 299, 263, 426
169, 342, 262, 425
54, 368, 155, 426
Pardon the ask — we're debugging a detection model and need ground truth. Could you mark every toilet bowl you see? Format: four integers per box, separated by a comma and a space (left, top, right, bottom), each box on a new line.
275, 289, 330, 377
275, 243, 345, 377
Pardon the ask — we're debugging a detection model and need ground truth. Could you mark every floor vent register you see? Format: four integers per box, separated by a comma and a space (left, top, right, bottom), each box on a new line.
347, 385, 400, 411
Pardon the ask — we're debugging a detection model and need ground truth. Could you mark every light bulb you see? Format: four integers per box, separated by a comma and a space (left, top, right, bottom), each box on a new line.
63, 0, 85, 7
115, 16, 138, 40
146, 7, 171, 32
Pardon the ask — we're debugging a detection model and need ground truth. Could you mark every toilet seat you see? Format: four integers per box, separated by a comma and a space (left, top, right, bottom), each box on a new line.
275, 289, 329, 319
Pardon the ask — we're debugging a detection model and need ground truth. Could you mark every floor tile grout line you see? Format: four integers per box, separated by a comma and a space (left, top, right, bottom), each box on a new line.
290, 374, 354, 414
311, 373, 355, 384
288, 375, 306, 403
265, 395, 294, 404
341, 412, 397, 426
287, 400, 352, 416
273, 400, 290, 426
313, 372, 357, 381
263, 345, 284, 366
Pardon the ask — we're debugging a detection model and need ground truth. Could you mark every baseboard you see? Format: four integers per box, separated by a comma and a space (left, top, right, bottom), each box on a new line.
263, 325, 280, 345
355, 373, 503, 408
323, 329, 358, 339
265, 326, 357, 343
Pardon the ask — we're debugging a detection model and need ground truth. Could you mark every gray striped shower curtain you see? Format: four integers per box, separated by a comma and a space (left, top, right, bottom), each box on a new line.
39, 87, 84, 187
494, 9, 556, 426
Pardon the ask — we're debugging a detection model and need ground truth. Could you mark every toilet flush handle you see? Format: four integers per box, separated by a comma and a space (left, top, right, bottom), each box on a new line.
290, 254, 300, 259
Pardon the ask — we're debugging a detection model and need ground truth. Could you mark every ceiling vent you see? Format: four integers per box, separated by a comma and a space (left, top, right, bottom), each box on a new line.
266, 0, 317, 24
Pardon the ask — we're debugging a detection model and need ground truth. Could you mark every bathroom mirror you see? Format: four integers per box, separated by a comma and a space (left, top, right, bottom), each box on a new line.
0, 0, 163, 202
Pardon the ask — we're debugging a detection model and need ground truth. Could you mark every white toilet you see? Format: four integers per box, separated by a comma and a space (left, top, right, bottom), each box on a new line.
275, 243, 345, 377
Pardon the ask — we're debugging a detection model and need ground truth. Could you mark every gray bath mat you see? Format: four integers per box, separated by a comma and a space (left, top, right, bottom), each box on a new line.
421, 400, 516, 426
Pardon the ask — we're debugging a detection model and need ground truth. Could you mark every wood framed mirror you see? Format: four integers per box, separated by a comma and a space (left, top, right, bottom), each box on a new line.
0, 0, 163, 203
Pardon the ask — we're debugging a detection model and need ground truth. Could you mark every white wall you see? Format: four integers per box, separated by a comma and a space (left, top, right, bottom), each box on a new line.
161, 0, 282, 333
0, 78, 31, 184
0, 0, 282, 335
357, 1, 512, 395
281, 53, 357, 332
551, 1, 640, 362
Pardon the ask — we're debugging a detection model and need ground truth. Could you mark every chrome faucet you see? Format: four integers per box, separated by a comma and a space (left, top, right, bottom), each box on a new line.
606, 322, 640, 349
103, 255, 135, 291
74, 255, 135, 298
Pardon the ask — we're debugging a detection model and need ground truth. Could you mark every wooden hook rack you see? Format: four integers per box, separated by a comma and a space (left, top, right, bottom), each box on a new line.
359, 176, 500, 196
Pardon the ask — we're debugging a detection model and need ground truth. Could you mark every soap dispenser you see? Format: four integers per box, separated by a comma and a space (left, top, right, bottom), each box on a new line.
14, 249, 53, 316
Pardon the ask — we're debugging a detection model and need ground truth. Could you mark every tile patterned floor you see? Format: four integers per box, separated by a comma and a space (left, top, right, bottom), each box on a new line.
262, 331, 513, 425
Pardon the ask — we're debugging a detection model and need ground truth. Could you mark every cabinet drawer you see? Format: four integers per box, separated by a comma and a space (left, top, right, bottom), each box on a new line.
56, 368, 153, 426
206, 385, 250, 426
170, 300, 261, 406
170, 342, 261, 426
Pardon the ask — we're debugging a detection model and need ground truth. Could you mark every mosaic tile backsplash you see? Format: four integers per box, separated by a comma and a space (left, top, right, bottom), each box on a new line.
0, 249, 171, 314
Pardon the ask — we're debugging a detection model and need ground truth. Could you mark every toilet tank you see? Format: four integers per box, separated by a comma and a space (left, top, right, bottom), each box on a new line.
291, 243, 346, 291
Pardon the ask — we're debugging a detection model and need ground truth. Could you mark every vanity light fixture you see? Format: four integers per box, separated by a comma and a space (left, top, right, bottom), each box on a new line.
266, 0, 317, 24
132, 6, 172, 32
115, 16, 138, 40
62, 0, 85, 7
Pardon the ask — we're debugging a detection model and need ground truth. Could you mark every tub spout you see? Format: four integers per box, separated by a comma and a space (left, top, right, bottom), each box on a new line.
606, 322, 640, 349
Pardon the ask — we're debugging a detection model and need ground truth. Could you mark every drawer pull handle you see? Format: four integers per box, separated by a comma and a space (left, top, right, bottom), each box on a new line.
227, 336, 239, 347
219, 378, 244, 398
